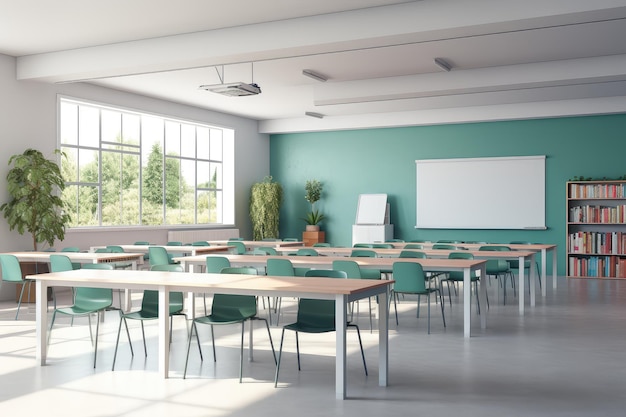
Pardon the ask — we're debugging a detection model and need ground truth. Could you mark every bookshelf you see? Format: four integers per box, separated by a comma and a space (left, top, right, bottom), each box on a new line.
567, 180, 626, 279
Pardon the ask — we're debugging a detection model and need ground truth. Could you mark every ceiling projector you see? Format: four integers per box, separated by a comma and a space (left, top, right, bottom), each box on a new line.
199, 82, 261, 97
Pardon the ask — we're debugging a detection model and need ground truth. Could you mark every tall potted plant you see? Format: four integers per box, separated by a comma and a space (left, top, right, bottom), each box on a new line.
0, 149, 71, 250
249, 176, 283, 241
303, 179, 325, 231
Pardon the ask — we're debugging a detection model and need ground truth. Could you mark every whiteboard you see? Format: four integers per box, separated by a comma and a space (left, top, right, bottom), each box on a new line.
355, 194, 388, 225
415, 156, 546, 229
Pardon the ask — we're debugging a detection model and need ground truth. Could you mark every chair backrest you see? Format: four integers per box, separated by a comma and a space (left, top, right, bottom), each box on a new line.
134, 241, 150, 245
485, 259, 510, 274
205, 256, 231, 273
212, 267, 258, 320
73, 287, 113, 310
166, 241, 183, 246
296, 298, 335, 330
106, 245, 126, 253
148, 246, 170, 267
353, 243, 373, 248
372, 243, 393, 249
437, 240, 460, 243
304, 269, 347, 278
392, 261, 427, 293
448, 252, 475, 279
296, 248, 318, 256
61, 246, 80, 252
228, 241, 247, 255
254, 246, 278, 256
432, 243, 456, 250
312, 242, 330, 247
228, 237, 244, 241
479, 245, 511, 251
386, 239, 404, 242
0, 254, 23, 282
399, 250, 426, 258
266, 258, 295, 276
261, 238, 280, 241
403, 243, 423, 249
350, 249, 377, 258
282, 238, 299, 242
50, 254, 75, 273
142, 264, 185, 314
192, 241, 210, 246
94, 248, 112, 253
332, 260, 362, 279
81, 263, 114, 270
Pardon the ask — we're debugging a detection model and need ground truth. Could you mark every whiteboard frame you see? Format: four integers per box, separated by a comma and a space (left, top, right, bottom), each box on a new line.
415, 155, 546, 230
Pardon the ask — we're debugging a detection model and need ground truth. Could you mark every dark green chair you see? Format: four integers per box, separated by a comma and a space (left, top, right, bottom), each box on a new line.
372, 243, 393, 249
353, 243, 373, 248
509, 241, 541, 292
183, 266, 276, 382
48, 275, 113, 368
479, 246, 515, 304
203, 256, 232, 314
105, 245, 133, 269
403, 243, 423, 249
274, 268, 366, 387
432, 243, 456, 250
111, 264, 186, 371
332, 260, 378, 332
0, 254, 35, 320
134, 241, 151, 262
439, 252, 487, 314
253, 246, 278, 256
149, 246, 179, 267
295, 248, 318, 256
391, 261, 445, 334
312, 242, 330, 247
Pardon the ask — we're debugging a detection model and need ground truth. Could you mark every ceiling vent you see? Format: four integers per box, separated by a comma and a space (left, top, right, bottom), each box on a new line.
199, 82, 261, 97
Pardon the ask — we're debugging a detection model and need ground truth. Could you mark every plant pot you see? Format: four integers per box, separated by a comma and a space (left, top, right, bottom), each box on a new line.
305, 225, 320, 232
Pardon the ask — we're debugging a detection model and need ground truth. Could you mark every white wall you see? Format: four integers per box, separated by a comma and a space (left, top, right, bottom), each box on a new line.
0, 53, 269, 298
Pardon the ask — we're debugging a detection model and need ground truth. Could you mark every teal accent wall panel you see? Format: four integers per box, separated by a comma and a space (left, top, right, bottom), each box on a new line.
270, 114, 626, 275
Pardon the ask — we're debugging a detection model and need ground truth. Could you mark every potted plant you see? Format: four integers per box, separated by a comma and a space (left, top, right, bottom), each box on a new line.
249, 176, 283, 241
303, 179, 326, 231
0, 149, 71, 250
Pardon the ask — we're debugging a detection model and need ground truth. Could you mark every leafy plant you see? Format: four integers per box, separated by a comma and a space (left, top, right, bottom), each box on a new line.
0, 149, 71, 250
249, 176, 283, 240
302, 179, 325, 225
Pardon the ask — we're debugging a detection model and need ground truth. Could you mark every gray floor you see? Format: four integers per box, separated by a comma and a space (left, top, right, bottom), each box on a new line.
1, 276, 625, 417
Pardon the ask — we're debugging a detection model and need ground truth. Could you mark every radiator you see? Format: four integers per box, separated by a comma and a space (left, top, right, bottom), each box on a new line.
167, 228, 240, 243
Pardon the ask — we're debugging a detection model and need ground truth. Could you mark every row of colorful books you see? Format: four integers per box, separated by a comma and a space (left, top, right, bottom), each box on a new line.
568, 231, 626, 255
569, 183, 626, 199
568, 255, 626, 278
568, 205, 626, 224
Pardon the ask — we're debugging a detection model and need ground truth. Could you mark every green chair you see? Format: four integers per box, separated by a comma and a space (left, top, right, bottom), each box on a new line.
183, 266, 276, 382
48, 276, 113, 368
105, 245, 133, 269
49, 254, 78, 311
191, 241, 210, 246
253, 246, 278, 256
0, 254, 35, 320
479, 246, 515, 304
61, 246, 82, 269
372, 243, 393, 249
165, 241, 183, 263
266, 258, 299, 325
386, 239, 405, 242
332, 260, 378, 332
312, 242, 330, 247
274, 268, 366, 387
134, 241, 151, 262
203, 256, 232, 314
391, 261, 445, 334
350, 249, 382, 280
81, 263, 120, 309
439, 252, 486, 314
403, 243, 423, 249
282, 238, 299, 242
148, 246, 178, 267
228, 237, 244, 241
111, 264, 186, 371
509, 241, 541, 292
228, 241, 248, 255
432, 243, 456, 250
295, 248, 318, 256
353, 243, 373, 248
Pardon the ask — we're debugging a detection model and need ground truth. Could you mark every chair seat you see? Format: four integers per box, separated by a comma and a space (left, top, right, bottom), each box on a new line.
54, 305, 111, 315
194, 312, 255, 325
283, 322, 334, 333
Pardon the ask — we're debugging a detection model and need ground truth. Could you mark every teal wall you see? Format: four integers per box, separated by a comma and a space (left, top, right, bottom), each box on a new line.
270, 114, 626, 275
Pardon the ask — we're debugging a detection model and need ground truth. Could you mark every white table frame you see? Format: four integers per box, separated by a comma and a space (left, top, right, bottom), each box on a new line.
30, 269, 391, 400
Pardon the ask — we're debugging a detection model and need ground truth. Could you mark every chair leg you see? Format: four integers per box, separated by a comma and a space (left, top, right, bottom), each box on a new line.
112, 314, 134, 371
427, 293, 431, 334
274, 329, 286, 387
392, 291, 399, 326
183, 321, 203, 379
93, 311, 101, 368
295, 331, 301, 371
15, 281, 28, 320
140, 321, 148, 356
348, 323, 368, 376
252, 317, 276, 364
47, 310, 57, 346
239, 321, 245, 383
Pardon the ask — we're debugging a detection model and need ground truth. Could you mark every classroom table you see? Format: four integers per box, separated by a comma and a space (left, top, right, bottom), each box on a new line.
385, 242, 557, 296
280, 246, 537, 314
5, 251, 145, 311
88, 244, 232, 257
176, 254, 488, 338
205, 240, 305, 250
29, 268, 392, 400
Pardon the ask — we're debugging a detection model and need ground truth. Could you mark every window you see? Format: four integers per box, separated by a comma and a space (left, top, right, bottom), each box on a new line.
59, 97, 234, 228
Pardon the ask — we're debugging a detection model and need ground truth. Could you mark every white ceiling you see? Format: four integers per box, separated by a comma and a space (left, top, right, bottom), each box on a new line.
4, 0, 626, 133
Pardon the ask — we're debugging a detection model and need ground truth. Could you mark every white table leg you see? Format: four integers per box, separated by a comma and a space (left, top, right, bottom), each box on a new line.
36, 280, 48, 365
552, 248, 558, 290
541, 249, 547, 297
463, 268, 471, 338
335, 294, 348, 399
378, 288, 388, 387
158, 286, 170, 378
479, 265, 487, 330
529, 254, 536, 307
518, 255, 525, 315
182, 261, 196, 319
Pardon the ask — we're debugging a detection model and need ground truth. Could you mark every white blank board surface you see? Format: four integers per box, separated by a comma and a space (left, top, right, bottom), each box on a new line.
356, 194, 388, 224
416, 156, 546, 229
